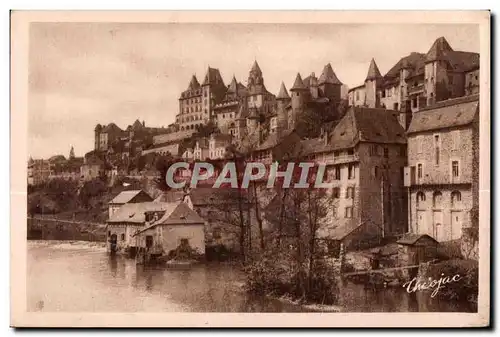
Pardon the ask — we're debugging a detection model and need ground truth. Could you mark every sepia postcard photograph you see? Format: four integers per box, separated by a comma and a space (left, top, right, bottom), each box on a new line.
10, 10, 491, 328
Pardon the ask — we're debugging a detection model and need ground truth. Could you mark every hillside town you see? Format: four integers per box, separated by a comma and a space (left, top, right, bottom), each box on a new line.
28, 36, 480, 308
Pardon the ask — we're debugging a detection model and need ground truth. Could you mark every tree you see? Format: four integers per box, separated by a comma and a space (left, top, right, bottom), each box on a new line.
69, 146, 75, 160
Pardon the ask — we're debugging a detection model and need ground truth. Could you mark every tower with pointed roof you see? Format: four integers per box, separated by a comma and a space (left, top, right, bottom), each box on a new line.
364, 58, 382, 108
276, 82, 291, 135
246, 60, 275, 115
424, 36, 454, 106
318, 63, 342, 103
290, 73, 309, 129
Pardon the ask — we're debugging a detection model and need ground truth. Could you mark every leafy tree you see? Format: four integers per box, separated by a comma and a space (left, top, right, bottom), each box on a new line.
78, 178, 108, 209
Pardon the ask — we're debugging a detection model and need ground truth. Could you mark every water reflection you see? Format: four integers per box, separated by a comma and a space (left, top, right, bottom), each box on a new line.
27, 241, 475, 313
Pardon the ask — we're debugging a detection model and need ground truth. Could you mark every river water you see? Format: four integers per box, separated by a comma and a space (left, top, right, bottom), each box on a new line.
27, 241, 474, 313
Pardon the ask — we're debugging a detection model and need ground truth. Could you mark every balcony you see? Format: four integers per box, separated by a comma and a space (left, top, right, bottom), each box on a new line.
408, 83, 424, 95
404, 166, 471, 187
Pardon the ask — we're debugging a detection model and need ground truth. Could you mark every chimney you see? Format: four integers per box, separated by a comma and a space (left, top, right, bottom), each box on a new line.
142, 120, 145, 127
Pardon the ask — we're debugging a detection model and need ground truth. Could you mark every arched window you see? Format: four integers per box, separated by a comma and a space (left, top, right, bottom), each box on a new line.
416, 191, 426, 207
346, 187, 355, 199
433, 191, 442, 208
180, 126, 185, 131
451, 191, 462, 208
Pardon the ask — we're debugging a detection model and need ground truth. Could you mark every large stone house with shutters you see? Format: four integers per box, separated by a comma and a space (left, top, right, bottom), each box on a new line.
300, 106, 408, 243
404, 94, 479, 242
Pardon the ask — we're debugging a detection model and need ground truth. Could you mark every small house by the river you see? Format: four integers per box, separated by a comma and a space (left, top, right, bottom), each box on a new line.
131, 202, 206, 263
106, 201, 169, 255
108, 190, 153, 219
396, 233, 438, 267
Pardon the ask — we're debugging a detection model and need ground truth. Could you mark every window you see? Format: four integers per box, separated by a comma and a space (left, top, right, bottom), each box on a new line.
107, 231, 111, 237
212, 228, 221, 240
120, 233, 125, 241
434, 135, 440, 165
348, 164, 355, 179
383, 147, 389, 158
333, 167, 341, 180
399, 146, 407, 157
347, 149, 354, 156
332, 187, 340, 199
345, 207, 353, 218
451, 191, 462, 208
346, 187, 355, 199
417, 136, 423, 154
417, 163, 423, 179
412, 98, 417, 108
394, 103, 399, 111
370, 145, 378, 156
373, 166, 379, 178
433, 191, 442, 208
356, 91, 359, 100
452, 161, 460, 177
416, 191, 426, 202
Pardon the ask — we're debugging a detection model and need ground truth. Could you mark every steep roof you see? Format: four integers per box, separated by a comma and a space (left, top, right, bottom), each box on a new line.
299, 137, 331, 156
202, 67, 224, 86
397, 233, 438, 246
385, 52, 426, 79
109, 190, 153, 205
365, 58, 382, 81
323, 220, 383, 241
425, 36, 479, 72
187, 74, 201, 91
407, 94, 479, 134
158, 202, 205, 225
250, 60, 262, 75
107, 202, 170, 223
132, 119, 144, 130
329, 106, 406, 150
154, 190, 187, 203
277, 82, 290, 100
102, 123, 123, 133
290, 73, 307, 91
318, 63, 342, 85
426, 36, 454, 63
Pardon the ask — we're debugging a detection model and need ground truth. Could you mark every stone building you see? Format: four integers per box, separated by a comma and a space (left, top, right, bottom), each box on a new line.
27, 158, 54, 185
209, 133, 232, 160
213, 76, 248, 133
106, 201, 205, 258
94, 123, 124, 152
348, 36, 479, 129
302, 106, 408, 238
405, 94, 479, 242
175, 67, 227, 131
285, 63, 344, 131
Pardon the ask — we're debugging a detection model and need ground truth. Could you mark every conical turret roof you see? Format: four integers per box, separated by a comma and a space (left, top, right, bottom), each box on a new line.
365, 58, 382, 81
277, 82, 290, 100
426, 36, 454, 63
227, 75, 238, 93
291, 73, 307, 91
319, 63, 342, 85
250, 60, 262, 74
187, 74, 200, 91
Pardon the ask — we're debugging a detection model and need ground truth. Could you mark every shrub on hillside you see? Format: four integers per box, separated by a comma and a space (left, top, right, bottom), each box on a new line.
244, 250, 339, 305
